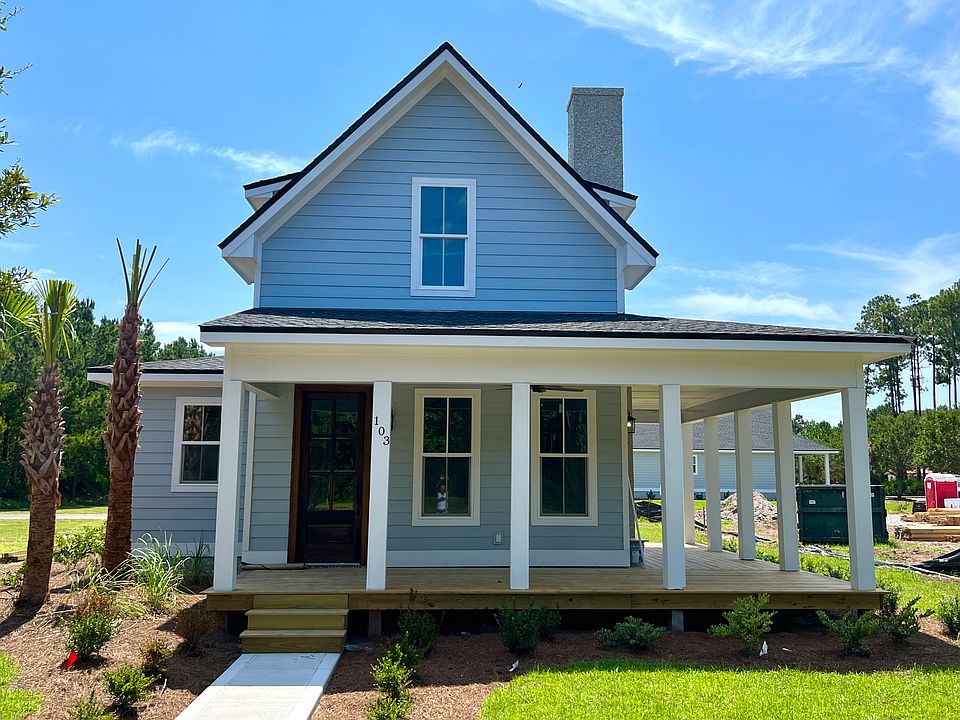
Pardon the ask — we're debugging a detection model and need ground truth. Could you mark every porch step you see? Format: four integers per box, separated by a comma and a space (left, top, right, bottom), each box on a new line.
246, 608, 348, 631
251, 593, 349, 609
240, 629, 346, 653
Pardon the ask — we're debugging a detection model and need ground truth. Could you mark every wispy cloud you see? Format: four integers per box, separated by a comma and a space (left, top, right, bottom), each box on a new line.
151, 320, 201, 344
658, 260, 803, 288
790, 232, 960, 297
669, 289, 843, 324
536, 0, 960, 154
120, 130, 303, 176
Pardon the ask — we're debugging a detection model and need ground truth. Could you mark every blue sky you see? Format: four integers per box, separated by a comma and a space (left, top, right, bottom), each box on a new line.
5, 1, 960, 422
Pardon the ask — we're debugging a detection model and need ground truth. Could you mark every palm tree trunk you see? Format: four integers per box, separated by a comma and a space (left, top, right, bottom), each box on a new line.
18, 364, 64, 605
103, 303, 142, 572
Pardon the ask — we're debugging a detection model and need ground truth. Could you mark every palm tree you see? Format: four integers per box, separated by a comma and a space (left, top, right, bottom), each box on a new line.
18, 279, 77, 605
103, 240, 163, 572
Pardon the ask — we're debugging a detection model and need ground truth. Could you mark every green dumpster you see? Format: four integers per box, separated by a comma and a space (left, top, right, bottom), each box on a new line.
795, 485, 888, 544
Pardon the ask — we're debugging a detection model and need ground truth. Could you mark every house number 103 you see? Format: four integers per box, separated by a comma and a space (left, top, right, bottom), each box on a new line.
374, 416, 390, 446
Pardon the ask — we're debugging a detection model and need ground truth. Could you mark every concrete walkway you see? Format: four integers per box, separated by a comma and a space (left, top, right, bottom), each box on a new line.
176, 652, 340, 720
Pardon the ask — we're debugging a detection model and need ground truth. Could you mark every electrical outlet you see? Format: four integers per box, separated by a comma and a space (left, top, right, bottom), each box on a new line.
493, 531, 503, 544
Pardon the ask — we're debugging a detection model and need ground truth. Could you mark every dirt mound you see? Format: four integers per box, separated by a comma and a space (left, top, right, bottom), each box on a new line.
720, 491, 777, 523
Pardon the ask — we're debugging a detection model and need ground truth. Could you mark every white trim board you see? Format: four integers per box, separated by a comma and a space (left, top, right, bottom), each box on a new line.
170, 396, 223, 493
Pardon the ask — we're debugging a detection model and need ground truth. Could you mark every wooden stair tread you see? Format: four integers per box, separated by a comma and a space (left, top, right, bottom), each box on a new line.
246, 608, 347, 615
241, 629, 345, 638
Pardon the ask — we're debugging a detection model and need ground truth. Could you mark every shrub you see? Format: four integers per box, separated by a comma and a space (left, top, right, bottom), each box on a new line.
367, 693, 412, 720
936, 595, 960, 638
68, 691, 117, 720
175, 602, 217, 652
817, 610, 881, 657
496, 608, 542, 655
596, 617, 667, 653
533, 608, 561, 641
67, 610, 116, 661
129, 535, 185, 613
397, 609, 437, 654
879, 591, 930, 643
140, 637, 172, 677
368, 647, 413, 720
2, 563, 25, 590
102, 664, 156, 708
389, 635, 426, 670
55, 524, 106, 566
709, 594, 775, 656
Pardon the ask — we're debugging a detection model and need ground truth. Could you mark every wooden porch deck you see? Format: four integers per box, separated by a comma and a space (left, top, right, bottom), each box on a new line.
207, 544, 882, 612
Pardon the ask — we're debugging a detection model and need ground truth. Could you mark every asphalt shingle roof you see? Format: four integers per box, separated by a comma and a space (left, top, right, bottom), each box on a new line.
88, 357, 224, 374
199, 308, 911, 344
632, 407, 836, 453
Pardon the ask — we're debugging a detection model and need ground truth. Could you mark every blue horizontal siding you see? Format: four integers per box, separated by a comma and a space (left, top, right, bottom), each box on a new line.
633, 451, 780, 498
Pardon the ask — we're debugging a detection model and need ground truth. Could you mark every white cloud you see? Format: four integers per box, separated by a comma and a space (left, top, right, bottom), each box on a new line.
790, 233, 960, 298
667, 289, 843, 324
921, 58, 960, 153
658, 260, 803, 287
151, 320, 201, 344
122, 130, 303, 176
904, 0, 949, 24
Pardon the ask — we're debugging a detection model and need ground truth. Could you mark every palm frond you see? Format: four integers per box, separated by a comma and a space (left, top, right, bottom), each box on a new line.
0, 283, 36, 334
118, 239, 165, 306
33, 278, 78, 366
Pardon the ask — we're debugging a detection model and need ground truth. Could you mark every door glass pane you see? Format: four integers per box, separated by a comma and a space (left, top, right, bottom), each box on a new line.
422, 238, 443, 286
311, 399, 333, 437
541, 457, 564, 514
445, 456, 470, 515
335, 399, 359, 437
199, 445, 220, 483
447, 397, 472, 453
181, 445, 202, 483
539, 399, 563, 454
182, 405, 203, 442
420, 186, 443, 234
332, 473, 356, 510
201, 406, 221, 441
564, 457, 587, 515
422, 456, 448, 515
443, 186, 467, 234
310, 438, 332, 472
335, 438, 357, 471
307, 474, 330, 511
564, 399, 588, 454
443, 239, 465, 287
422, 397, 447, 453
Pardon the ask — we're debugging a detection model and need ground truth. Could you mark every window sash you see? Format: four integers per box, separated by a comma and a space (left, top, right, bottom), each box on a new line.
411, 178, 476, 297
171, 397, 222, 492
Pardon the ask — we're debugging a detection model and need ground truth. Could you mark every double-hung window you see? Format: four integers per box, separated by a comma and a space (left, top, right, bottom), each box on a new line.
412, 388, 481, 526
531, 390, 598, 526
171, 397, 222, 492
411, 177, 476, 297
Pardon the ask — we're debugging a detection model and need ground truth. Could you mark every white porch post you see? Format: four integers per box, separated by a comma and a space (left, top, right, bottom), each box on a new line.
824, 453, 832, 484
842, 386, 876, 591
213, 378, 244, 592
772, 401, 800, 572
798, 454, 804, 483
734, 409, 755, 560
659, 384, 686, 589
682, 423, 696, 545
703, 416, 722, 552
510, 382, 531, 590
366, 381, 393, 591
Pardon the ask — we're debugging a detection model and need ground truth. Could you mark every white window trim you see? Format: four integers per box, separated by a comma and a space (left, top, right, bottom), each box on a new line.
171, 396, 222, 493
412, 388, 482, 526
410, 177, 477, 298
530, 389, 598, 526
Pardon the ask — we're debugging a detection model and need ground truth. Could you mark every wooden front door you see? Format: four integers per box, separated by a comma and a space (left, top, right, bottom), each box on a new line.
293, 389, 370, 564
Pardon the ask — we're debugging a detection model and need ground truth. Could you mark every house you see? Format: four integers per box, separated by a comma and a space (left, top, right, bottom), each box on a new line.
632, 408, 839, 499
88, 43, 910, 652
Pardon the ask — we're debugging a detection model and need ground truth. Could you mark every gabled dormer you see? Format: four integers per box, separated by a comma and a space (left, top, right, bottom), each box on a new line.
219, 43, 657, 313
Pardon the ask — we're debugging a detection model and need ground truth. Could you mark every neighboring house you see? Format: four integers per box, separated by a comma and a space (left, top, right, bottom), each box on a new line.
88, 43, 910, 651
633, 407, 839, 499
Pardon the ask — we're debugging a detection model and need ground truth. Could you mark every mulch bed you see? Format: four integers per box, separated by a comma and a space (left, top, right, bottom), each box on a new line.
314, 617, 960, 720
0, 561, 241, 719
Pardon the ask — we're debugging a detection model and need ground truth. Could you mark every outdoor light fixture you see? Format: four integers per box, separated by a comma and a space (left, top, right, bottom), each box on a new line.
626, 415, 636, 434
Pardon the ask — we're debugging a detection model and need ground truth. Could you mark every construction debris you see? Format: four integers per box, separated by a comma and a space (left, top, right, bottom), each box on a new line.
720, 492, 777, 523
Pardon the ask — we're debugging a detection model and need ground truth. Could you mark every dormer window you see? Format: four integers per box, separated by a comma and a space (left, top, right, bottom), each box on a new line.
411, 177, 476, 297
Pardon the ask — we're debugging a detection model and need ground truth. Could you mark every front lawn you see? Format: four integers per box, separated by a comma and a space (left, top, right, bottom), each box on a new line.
0, 654, 41, 720
0, 519, 104, 553
480, 661, 960, 720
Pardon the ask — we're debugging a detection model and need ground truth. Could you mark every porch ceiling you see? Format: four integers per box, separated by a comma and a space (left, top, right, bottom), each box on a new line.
630, 385, 832, 424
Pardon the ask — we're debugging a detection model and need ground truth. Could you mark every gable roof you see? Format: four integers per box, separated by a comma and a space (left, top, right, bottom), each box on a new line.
632, 407, 837, 453
219, 42, 657, 286
87, 356, 224, 374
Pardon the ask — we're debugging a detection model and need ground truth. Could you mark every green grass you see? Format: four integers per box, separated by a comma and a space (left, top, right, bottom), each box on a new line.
0, 503, 107, 516
0, 654, 41, 720
0, 519, 104, 554
480, 661, 960, 720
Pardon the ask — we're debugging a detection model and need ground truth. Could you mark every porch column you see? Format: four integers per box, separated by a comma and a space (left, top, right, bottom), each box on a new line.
772, 401, 800, 571
682, 423, 696, 545
703, 416, 722, 552
366, 381, 393, 591
510, 382, 531, 590
798, 454, 804, 483
213, 378, 245, 592
824, 453, 832, 484
734, 409, 755, 560
659, 384, 686, 589
842, 386, 876, 591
